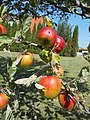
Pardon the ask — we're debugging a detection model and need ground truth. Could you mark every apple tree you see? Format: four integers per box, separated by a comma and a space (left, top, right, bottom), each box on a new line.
0, 1, 90, 120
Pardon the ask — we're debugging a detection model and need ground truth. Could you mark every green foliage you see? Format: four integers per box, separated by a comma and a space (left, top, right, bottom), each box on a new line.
57, 21, 79, 57
71, 25, 79, 57
0, 20, 43, 53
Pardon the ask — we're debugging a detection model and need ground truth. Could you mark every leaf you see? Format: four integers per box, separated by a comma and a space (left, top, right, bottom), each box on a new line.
83, 53, 90, 63
0, 74, 4, 83
35, 83, 45, 90
39, 49, 52, 63
1, 105, 14, 120
65, 0, 70, 6
82, 67, 90, 77
14, 30, 21, 38
15, 74, 37, 86
1, 5, 7, 17
52, 53, 60, 63
22, 17, 31, 35
12, 55, 22, 68
8, 67, 17, 78
0, 34, 12, 46
14, 99, 19, 113
43, 16, 54, 28
79, 66, 90, 77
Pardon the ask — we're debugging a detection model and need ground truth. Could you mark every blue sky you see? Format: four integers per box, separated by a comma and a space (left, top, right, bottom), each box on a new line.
68, 15, 90, 48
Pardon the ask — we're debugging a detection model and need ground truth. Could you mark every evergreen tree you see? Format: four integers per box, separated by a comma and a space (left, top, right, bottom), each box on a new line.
70, 25, 79, 56
57, 21, 72, 56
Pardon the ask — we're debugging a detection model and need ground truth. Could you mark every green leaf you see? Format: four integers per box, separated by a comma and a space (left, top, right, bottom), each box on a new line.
1, 111, 6, 120
43, 16, 54, 28
52, 53, 60, 63
8, 67, 17, 78
22, 17, 31, 35
65, 0, 70, 6
1, 105, 14, 120
0, 74, 4, 83
0, 34, 12, 46
5, 105, 14, 120
1, 5, 7, 17
39, 49, 52, 63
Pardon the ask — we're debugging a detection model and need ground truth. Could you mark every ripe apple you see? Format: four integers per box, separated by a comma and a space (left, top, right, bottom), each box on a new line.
19, 52, 33, 68
0, 24, 6, 33
37, 27, 57, 48
58, 92, 76, 111
53, 35, 65, 54
38, 76, 62, 99
0, 93, 8, 110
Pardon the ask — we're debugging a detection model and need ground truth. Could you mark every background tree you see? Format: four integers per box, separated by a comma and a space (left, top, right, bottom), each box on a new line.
0, 0, 90, 21
57, 21, 73, 56
70, 25, 79, 56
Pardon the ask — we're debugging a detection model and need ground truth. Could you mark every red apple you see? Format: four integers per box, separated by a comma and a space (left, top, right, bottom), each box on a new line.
58, 92, 76, 111
0, 93, 8, 110
53, 35, 65, 54
38, 76, 62, 99
37, 27, 57, 48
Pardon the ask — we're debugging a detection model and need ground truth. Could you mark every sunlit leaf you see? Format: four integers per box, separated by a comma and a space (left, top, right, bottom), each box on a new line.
8, 67, 17, 78
1, 5, 7, 17
12, 55, 22, 68
5, 105, 14, 120
79, 66, 90, 81
0, 34, 12, 46
43, 16, 54, 28
35, 83, 45, 89
15, 74, 37, 86
39, 49, 52, 63
0, 74, 4, 83
14, 99, 19, 113
22, 17, 31, 35
52, 53, 60, 63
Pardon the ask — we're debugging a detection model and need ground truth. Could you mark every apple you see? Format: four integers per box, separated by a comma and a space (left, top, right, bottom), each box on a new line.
0, 93, 8, 110
53, 35, 65, 54
38, 76, 62, 99
0, 24, 6, 33
37, 27, 57, 48
58, 92, 76, 111
19, 52, 33, 68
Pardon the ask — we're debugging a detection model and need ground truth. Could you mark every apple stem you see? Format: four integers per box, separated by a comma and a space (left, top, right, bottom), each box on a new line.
49, 61, 55, 74
21, 41, 43, 50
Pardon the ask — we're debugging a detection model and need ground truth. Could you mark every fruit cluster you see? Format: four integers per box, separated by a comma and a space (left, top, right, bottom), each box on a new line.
37, 27, 65, 54
35, 27, 77, 111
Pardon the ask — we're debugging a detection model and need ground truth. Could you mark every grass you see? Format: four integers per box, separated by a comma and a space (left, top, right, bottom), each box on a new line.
60, 55, 90, 77
0, 51, 90, 120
